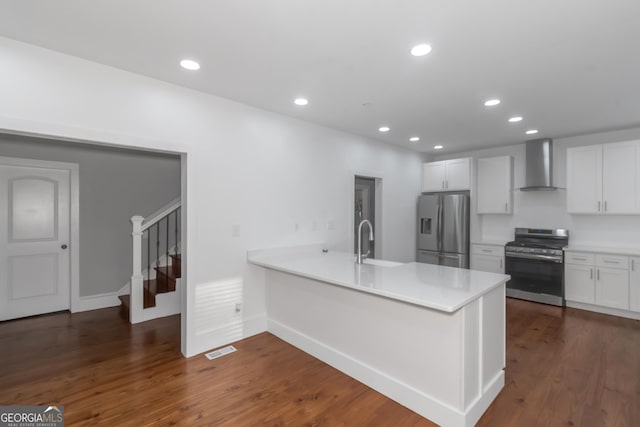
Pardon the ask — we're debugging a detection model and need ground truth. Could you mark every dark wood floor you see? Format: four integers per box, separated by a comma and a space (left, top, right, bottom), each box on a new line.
0, 299, 638, 426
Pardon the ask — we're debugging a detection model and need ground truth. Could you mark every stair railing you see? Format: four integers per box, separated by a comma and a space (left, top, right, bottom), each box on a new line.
130, 198, 181, 324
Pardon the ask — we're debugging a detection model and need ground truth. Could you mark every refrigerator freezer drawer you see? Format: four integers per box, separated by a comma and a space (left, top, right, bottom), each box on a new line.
417, 249, 439, 265
417, 250, 469, 269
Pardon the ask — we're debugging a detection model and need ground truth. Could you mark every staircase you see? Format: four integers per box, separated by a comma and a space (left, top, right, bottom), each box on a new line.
119, 254, 181, 313
122, 199, 182, 324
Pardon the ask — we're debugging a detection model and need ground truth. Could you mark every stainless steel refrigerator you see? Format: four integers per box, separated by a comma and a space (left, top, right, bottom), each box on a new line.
417, 193, 470, 268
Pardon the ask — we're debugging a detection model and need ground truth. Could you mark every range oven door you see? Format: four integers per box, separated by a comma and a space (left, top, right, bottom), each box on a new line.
505, 254, 564, 306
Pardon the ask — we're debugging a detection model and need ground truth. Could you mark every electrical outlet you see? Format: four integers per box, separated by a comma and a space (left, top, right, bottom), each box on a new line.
235, 303, 242, 313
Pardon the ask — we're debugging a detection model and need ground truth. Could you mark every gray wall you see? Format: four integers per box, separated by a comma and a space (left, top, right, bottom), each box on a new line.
0, 133, 181, 296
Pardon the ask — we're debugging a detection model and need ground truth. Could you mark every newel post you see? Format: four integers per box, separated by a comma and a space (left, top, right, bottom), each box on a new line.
130, 215, 145, 324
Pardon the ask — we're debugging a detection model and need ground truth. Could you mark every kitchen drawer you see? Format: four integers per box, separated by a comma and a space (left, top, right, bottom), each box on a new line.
564, 252, 595, 265
472, 244, 504, 257
596, 254, 629, 269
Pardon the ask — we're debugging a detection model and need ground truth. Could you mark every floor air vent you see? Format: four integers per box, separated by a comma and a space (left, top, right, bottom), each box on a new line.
205, 345, 237, 360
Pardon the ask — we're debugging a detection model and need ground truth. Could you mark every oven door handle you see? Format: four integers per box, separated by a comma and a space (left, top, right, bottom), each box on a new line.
506, 253, 563, 263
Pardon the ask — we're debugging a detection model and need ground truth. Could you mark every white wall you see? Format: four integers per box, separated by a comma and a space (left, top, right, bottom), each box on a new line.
435, 127, 640, 246
0, 37, 423, 356
0, 133, 181, 296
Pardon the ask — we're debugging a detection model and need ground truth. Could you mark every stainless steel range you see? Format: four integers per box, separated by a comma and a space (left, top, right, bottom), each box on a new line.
505, 228, 569, 306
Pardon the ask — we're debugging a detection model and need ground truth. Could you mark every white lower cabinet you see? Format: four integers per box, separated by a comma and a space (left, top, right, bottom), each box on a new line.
471, 244, 504, 274
596, 267, 629, 310
565, 251, 630, 312
630, 257, 640, 312
565, 263, 595, 304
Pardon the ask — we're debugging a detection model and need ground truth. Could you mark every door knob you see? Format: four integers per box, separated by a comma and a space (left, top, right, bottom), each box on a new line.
61, 244, 68, 249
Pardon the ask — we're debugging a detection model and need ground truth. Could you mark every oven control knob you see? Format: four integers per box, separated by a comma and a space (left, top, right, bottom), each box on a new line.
541, 249, 548, 254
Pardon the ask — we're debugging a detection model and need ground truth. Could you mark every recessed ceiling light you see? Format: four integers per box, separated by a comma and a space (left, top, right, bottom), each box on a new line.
508, 116, 523, 123
484, 99, 501, 107
294, 98, 309, 106
434, 145, 444, 150
180, 59, 200, 71
410, 44, 432, 57
378, 126, 390, 133
526, 129, 539, 135
409, 137, 420, 142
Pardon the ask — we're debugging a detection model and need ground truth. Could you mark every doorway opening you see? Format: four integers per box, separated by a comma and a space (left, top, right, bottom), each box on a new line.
354, 176, 381, 259
0, 133, 183, 343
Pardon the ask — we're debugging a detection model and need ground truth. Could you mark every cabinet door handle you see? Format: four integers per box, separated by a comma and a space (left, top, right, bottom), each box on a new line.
590, 268, 593, 280
445, 180, 448, 189
632, 259, 635, 271
500, 258, 503, 269
597, 201, 601, 212
442, 180, 445, 189
603, 260, 619, 264
482, 249, 492, 253
604, 201, 607, 212
505, 203, 508, 212
573, 257, 587, 261
597, 269, 600, 280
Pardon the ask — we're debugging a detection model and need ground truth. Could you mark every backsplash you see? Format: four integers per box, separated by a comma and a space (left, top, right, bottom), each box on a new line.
482, 190, 640, 247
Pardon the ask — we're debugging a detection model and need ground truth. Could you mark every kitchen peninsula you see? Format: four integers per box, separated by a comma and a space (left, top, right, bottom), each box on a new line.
248, 246, 510, 427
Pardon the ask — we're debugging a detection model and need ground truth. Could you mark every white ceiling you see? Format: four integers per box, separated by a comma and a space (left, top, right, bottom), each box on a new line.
1, 0, 639, 154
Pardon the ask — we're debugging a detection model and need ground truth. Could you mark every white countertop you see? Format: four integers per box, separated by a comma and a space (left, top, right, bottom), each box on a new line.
471, 240, 508, 247
564, 245, 640, 257
248, 247, 510, 313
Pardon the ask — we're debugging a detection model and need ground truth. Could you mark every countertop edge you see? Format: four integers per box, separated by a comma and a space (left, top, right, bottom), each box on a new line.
564, 246, 640, 257
249, 256, 509, 313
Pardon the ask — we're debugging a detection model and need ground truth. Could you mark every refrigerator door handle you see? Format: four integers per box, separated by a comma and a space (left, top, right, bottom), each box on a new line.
436, 200, 443, 252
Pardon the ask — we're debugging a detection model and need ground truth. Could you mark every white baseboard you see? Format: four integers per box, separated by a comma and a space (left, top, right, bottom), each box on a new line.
117, 281, 130, 296
465, 371, 505, 426
71, 292, 122, 313
186, 313, 267, 358
268, 318, 476, 427
566, 301, 640, 320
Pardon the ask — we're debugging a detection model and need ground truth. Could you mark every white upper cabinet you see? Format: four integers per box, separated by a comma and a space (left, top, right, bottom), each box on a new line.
422, 158, 471, 192
477, 156, 512, 214
423, 162, 447, 192
567, 145, 603, 213
567, 141, 639, 214
602, 141, 637, 213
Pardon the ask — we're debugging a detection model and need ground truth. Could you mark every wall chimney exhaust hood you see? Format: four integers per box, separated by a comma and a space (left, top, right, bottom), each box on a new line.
520, 138, 557, 191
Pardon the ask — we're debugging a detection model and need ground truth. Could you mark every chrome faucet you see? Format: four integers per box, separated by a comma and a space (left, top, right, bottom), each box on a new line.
356, 219, 374, 264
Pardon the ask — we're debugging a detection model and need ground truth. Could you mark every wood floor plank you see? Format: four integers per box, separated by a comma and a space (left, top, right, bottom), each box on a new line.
0, 298, 638, 426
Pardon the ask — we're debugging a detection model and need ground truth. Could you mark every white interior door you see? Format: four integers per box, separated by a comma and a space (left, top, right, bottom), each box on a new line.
0, 165, 70, 320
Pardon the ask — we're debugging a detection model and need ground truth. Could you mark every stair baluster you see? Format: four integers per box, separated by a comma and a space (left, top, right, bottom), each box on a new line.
174, 209, 179, 257
128, 199, 181, 324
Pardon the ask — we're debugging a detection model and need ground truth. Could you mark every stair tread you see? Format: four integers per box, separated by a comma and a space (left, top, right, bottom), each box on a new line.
170, 254, 181, 260
144, 278, 158, 294
154, 265, 181, 279
143, 287, 155, 308
119, 291, 155, 309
